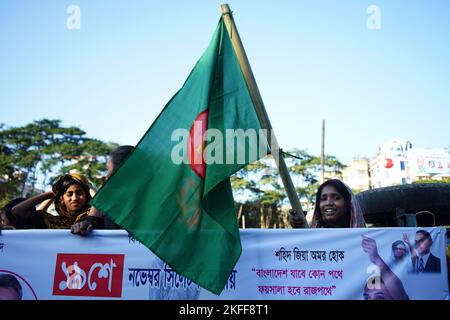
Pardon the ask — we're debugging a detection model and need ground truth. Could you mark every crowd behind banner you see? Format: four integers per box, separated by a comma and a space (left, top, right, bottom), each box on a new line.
0, 228, 448, 300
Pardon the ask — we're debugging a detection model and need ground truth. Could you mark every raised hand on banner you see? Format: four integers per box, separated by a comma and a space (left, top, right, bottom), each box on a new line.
403, 233, 417, 265
361, 235, 410, 300
402, 233, 411, 245
361, 235, 382, 265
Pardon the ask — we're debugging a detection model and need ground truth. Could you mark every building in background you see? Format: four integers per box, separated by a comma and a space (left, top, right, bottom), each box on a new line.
406, 148, 450, 182
368, 139, 450, 188
342, 158, 370, 191
369, 139, 412, 188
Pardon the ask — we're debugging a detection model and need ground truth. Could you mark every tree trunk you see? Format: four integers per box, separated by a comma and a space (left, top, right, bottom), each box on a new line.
237, 204, 243, 223
20, 171, 29, 197
260, 205, 265, 228
29, 162, 40, 195
272, 204, 278, 228
267, 204, 273, 228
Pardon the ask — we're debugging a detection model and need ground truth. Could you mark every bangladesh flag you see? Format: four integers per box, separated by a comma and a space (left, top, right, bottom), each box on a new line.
91, 18, 268, 295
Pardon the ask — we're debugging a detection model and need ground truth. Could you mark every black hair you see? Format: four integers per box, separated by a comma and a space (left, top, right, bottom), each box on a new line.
53, 176, 90, 200
109, 145, 135, 170
416, 230, 432, 243
313, 179, 351, 228
52, 175, 92, 215
0, 274, 23, 300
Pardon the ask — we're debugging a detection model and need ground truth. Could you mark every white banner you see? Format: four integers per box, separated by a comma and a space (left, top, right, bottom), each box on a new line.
0, 228, 448, 300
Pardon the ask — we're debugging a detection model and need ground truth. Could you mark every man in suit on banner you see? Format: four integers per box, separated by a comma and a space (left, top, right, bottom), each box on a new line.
408, 230, 441, 273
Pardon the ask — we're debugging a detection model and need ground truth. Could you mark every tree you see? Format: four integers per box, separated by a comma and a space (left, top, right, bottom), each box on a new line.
231, 156, 287, 228
0, 119, 118, 207
59, 139, 118, 188
0, 127, 22, 205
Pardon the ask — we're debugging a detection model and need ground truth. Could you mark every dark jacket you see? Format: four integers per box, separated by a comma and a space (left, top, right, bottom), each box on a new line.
422, 253, 441, 273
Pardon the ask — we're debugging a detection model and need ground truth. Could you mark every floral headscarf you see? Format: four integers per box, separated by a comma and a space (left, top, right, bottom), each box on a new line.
45, 173, 93, 228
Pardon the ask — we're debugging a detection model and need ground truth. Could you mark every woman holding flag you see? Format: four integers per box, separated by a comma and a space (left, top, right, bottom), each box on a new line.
289, 179, 366, 228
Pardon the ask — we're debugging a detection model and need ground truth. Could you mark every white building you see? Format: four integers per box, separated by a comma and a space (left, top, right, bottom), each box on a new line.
342, 158, 370, 191
369, 139, 412, 188
369, 139, 450, 188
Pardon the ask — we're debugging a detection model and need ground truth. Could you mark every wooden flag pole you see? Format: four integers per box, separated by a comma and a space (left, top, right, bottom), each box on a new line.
220, 4, 309, 228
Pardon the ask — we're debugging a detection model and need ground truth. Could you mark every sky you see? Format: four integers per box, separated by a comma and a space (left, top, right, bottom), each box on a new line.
1, 0, 449, 164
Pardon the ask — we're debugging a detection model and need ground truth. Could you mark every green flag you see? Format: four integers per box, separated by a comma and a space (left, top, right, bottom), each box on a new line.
91, 18, 268, 295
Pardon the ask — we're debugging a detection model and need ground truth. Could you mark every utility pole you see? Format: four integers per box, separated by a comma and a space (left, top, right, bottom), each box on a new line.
321, 119, 325, 184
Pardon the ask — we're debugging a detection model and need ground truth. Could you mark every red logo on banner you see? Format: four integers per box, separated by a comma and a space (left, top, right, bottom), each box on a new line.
52, 254, 124, 297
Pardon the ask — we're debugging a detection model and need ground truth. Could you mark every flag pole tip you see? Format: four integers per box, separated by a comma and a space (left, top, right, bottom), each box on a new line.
220, 4, 231, 14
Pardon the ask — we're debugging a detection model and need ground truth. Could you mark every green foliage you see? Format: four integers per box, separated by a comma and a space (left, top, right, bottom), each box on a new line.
413, 178, 450, 184
285, 149, 345, 207
231, 156, 285, 204
0, 119, 118, 207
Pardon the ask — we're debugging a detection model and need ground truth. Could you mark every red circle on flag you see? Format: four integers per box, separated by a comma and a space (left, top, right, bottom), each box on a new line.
187, 110, 208, 179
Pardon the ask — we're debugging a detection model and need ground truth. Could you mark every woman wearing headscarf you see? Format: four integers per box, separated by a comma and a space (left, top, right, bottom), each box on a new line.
11, 172, 94, 229
289, 179, 366, 228
387, 239, 414, 276
71, 145, 135, 235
